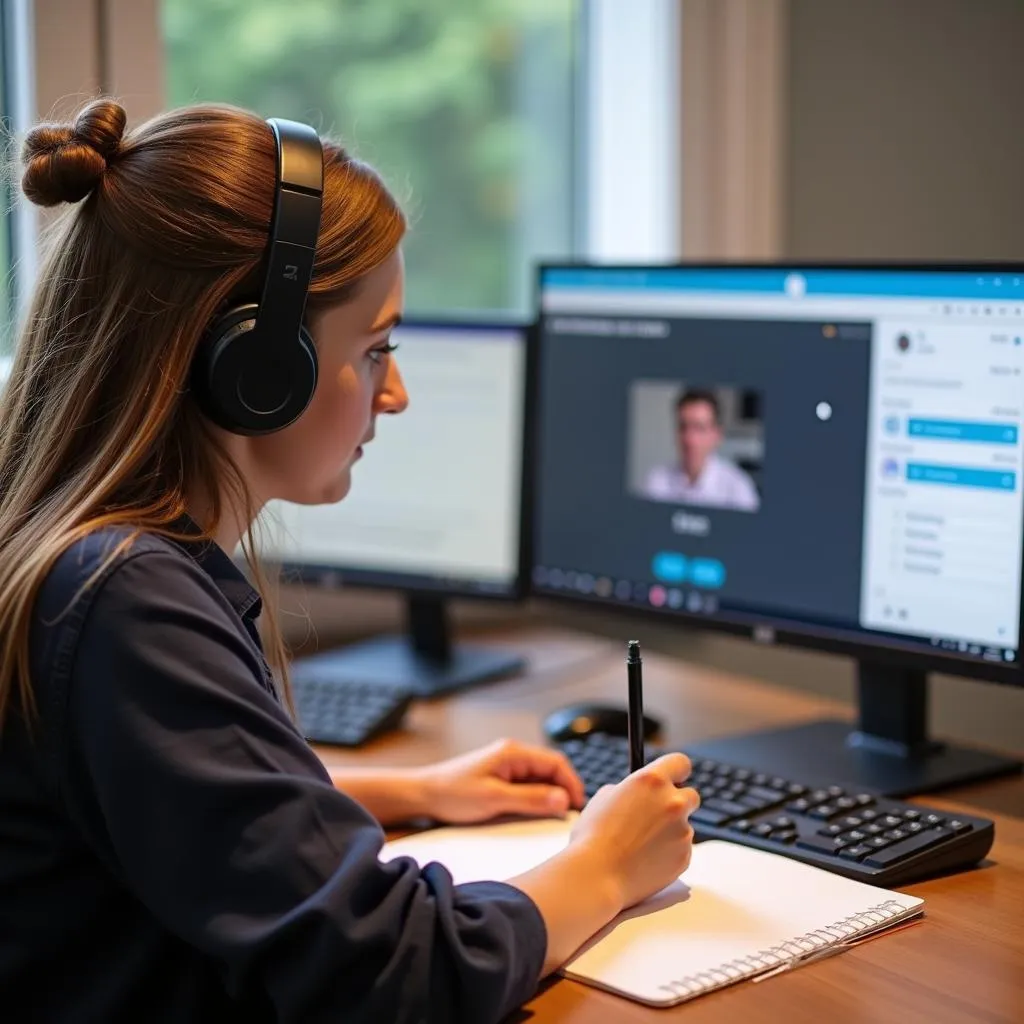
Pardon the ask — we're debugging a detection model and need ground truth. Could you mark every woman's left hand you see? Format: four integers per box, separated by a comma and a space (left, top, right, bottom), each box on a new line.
415, 737, 586, 824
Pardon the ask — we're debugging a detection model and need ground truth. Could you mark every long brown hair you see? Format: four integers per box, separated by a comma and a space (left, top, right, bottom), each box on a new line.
0, 98, 406, 731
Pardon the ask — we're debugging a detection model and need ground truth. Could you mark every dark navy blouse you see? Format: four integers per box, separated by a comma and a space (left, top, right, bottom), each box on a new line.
0, 526, 546, 1022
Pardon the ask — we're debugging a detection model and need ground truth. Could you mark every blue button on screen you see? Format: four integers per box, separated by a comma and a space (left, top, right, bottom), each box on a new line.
906, 463, 1016, 491
652, 551, 688, 584
689, 558, 726, 589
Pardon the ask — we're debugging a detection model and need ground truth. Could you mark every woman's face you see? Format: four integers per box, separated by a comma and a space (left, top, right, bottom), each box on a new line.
247, 248, 408, 506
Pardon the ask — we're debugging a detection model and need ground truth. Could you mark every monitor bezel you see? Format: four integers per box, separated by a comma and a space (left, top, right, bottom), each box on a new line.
268, 314, 535, 604
531, 258, 1024, 688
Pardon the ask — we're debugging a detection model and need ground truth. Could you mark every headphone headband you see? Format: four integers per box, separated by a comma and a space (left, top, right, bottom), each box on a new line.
192, 117, 324, 435
256, 118, 323, 346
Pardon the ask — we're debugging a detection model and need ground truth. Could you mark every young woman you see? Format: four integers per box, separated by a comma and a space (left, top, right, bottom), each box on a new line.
0, 98, 698, 1023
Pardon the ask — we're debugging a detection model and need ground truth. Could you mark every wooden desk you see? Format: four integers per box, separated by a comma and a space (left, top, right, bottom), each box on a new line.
314, 626, 1024, 1024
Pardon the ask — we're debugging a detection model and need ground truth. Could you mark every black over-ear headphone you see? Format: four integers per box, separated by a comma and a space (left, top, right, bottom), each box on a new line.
193, 118, 324, 435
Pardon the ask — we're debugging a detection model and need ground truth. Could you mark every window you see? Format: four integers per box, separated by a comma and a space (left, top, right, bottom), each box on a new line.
161, 0, 579, 315
0, 6, 14, 353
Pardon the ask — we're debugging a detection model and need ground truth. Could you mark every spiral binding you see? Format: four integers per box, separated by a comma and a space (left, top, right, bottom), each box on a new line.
656, 899, 910, 1001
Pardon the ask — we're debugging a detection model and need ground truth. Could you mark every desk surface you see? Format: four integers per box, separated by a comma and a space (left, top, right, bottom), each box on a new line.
314, 626, 1024, 1024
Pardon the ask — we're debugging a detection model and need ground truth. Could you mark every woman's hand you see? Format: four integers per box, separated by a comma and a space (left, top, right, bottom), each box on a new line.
415, 737, 586, 824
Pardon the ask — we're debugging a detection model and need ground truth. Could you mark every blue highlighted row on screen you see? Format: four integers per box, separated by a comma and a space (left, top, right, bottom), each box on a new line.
541, 267, 1024, 301
907, 418, 1019, 444
906, 463, 1016, 491
652, 552, 726, 589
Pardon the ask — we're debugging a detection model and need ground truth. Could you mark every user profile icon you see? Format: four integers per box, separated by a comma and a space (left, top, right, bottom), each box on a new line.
884, 415, 900, 435
881, 457, 900, 479
896, 333, 911, 353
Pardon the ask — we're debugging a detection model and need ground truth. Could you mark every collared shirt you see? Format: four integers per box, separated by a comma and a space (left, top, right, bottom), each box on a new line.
0, 525, 546, 1023
644, 454, 761, 511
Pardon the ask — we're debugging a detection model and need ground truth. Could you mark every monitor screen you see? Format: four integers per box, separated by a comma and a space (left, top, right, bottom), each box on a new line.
261, 319, 529, 598
532, 265, 1024, 682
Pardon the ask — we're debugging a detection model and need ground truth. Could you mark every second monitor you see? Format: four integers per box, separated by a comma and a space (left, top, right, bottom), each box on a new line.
261, 318, 531, 696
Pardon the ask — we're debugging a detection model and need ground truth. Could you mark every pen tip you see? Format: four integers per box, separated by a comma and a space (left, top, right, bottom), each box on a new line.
627, 639, 640, 659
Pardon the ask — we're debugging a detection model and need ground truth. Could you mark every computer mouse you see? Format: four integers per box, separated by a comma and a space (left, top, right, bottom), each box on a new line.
542, 702, 662, 744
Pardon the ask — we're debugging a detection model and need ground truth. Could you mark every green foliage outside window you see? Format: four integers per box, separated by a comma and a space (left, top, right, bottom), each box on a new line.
162, 0, 578, 314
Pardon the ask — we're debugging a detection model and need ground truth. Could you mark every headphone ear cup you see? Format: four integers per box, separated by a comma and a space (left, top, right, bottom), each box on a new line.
192, 303, 259, 432
192, 302, 319, 435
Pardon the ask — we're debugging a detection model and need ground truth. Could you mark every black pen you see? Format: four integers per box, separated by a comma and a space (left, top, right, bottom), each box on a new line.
626, 640, 644, 773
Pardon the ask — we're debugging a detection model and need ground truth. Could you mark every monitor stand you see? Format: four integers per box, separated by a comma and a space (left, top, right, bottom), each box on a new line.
292, 594, 526, 698
681, 661, 1023, 798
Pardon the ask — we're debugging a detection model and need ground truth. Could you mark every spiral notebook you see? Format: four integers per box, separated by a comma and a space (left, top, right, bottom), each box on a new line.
381, 815, 925, 1007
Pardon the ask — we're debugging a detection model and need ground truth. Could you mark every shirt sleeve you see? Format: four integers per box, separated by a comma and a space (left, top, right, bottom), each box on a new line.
55, 548, 547, 1024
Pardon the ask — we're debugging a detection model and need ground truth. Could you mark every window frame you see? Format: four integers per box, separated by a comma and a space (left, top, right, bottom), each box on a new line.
3, 0, 39, 343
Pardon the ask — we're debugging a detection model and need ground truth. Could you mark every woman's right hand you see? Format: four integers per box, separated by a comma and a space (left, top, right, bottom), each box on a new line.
569, 753, 699, 912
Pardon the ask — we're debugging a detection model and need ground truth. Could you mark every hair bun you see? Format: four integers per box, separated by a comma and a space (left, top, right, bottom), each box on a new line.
21, 98, 127, 207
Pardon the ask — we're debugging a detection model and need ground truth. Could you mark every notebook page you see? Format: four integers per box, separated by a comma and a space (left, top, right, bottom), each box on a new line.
381, 816, 923, 1006
381, 815, 573, 883
561, 839, 923, 1004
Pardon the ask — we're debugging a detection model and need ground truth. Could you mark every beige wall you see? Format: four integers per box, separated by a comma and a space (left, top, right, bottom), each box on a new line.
785, 0, 1024, 260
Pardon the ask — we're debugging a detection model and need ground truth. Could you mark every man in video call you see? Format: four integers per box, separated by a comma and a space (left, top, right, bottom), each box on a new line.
644, 389, 761, 511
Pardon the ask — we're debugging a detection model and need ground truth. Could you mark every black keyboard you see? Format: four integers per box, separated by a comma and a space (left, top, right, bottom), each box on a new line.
291, 672, 413, 747
557, 732, 995, 887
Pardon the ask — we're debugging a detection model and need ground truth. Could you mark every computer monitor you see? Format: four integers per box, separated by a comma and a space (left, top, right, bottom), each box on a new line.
261, 317, 532, 696
532, 263, 1024, 795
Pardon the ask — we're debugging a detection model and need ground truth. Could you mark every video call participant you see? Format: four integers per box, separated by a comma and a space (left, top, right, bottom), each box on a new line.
0, 99, 698, 1023
644, 388, 761, 512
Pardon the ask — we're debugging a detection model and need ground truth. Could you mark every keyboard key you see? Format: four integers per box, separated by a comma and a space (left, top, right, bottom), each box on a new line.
747, 785, 787, 804
835, 797, 858, 812
751, 823, 774, 838
866, 836, 891, 850
733, 768, 752, 782
786, 797, 812, 813
845, 830, 868, 844
838, 815, 863, 830
690, 807, 731, 827
769, 816, 795, 831
864, 827, 954, 868
881, 815, 905, 829
787, 783, 808, 796
770, 777, 791, 792
822, 824, 846, 837
703, 798, 749, 818
946, 819, 972, 835
854, 794, 876, 807
772, 830, 798, 843
808, 789, 830, 805
864, 823, 885, 836
808, 803, 838, 820
901, 809, 921, 821
752, 773, 771, 786
858, 808, 879, 821
884, 829, 909, 842
729, 819, 753, 833
905, 822, 925, 835
922, 814, 946, 828
797, 834, 846, 855
839, 844, 872, 861
826, 785, 846, 799
738, 795, 771, 812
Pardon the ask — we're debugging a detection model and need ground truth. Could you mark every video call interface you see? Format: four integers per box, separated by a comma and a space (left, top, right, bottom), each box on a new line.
532, 268, 1024, 666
